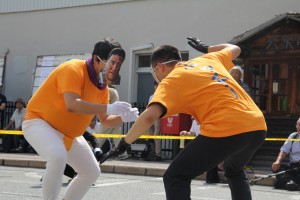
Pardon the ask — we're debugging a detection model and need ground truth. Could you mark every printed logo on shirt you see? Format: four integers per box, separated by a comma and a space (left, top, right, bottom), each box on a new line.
178, 62, 238, 98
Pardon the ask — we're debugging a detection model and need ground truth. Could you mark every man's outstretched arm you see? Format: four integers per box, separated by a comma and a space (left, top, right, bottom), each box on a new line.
187, 37, 241, 60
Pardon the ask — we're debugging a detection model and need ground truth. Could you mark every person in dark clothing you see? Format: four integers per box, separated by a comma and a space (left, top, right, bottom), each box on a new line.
0, 83, 7, 128
180, 118, 220, 184
0, 83, 7, 152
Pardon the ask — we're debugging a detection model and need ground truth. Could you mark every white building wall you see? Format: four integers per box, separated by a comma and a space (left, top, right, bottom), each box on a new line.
0, 0, 131, 13
0, 0, 299, 102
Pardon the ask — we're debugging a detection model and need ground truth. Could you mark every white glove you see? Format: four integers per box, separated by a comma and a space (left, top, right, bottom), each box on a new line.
107, 101, 132, 115
120, 107, 139, 122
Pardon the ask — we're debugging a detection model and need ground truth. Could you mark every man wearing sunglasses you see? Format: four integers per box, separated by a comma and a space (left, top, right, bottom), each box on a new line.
22, 38, 138, 200
104, 37, 267, 200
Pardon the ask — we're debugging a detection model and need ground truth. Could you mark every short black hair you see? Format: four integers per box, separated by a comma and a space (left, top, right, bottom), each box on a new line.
150, 45, 181, 67
92, 38, 121, 61
108, 48, 126, 61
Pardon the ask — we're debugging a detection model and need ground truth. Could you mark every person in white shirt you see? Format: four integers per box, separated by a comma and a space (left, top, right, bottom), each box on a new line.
5, 98, 26, 130
272, 117, 300, 190
5, 98, 26, 152
180, 118, 200, 137
86, 116, 105, 146
147, 82, 162, 161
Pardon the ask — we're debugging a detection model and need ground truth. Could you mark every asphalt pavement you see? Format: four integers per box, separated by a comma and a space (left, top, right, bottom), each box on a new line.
0, 152, 275, 187
2, 166, 298, 200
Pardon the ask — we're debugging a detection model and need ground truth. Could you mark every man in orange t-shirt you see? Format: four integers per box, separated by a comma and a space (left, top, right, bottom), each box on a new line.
106, 37, 267, 200
22, 39, 139, 200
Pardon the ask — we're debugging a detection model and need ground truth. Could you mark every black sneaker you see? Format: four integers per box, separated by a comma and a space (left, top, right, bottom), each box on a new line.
10, 146, 25, 153
152, 155, 162, 161
94, 151, 103, 162
285, 180, 299, 191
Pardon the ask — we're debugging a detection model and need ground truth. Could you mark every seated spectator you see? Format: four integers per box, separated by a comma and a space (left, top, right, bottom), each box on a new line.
146, 82, 162, 161
230, 66, 252, 98
271, 117, 300, 191
4, 98, 27, 153
180, 118, 220, 184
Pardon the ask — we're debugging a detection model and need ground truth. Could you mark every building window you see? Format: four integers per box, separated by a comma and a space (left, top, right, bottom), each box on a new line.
181, 52, 189, 61
138, 55, 151, 68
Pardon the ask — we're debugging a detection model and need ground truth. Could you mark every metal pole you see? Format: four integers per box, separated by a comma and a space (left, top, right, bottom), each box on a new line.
249, 166, 299, 185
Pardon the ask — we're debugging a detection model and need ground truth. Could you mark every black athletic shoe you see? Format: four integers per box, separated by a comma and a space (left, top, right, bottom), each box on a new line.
10, 146, 25, 153
285, 180, 299, 191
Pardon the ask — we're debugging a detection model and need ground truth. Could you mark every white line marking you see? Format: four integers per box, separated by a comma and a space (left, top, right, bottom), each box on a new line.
290, 195, 300, 200
92, 180, 142, 187
0, 191, 42, 198
25, 172, 42, 179
151, 192, 226, 200
190, 197, 226, 200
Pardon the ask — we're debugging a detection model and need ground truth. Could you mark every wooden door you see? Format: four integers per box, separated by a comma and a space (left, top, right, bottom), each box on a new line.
246, 60, 298, 115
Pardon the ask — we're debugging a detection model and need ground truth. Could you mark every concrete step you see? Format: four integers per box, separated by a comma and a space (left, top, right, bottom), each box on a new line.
252, 155, 277, 161
250, 154, 289, 170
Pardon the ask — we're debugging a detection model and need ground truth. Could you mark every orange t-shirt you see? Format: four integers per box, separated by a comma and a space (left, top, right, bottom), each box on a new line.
150, 49, 267, 137
24, 59, 109, 149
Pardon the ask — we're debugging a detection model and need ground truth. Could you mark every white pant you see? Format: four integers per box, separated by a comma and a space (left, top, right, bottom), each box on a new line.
23, 119, 101, 200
